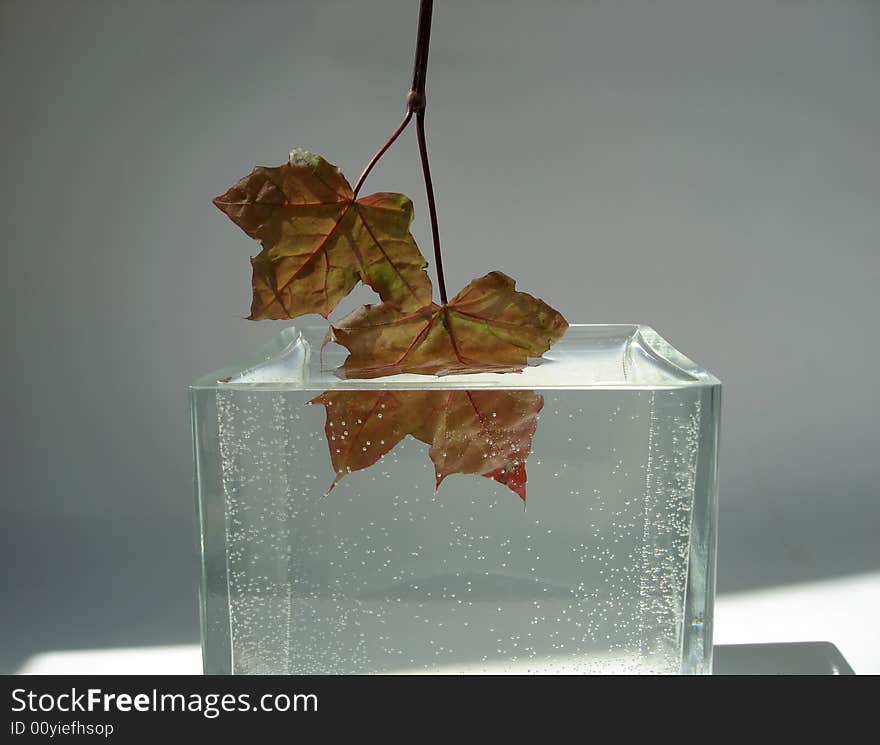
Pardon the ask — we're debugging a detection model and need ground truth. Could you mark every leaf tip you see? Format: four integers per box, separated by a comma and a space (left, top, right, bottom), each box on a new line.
324, 480, 340, 498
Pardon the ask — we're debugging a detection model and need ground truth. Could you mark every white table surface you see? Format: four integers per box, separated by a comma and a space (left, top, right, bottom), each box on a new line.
17, 570, 879, 675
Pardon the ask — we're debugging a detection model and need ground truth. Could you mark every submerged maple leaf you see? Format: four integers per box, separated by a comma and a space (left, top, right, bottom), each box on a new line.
307, 390, 418, 481
310, 389, 543, 501
415, 390, 543, 501
213, 149, 433, 320
328, 271, 569, 378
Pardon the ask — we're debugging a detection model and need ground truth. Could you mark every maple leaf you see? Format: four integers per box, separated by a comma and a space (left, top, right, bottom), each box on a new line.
310, 389, 543, 501
213, 148, 433, 320
414, 390, 542, 501
484, 461, 528, 502
328, 271, 569, 378
307, 390, 419, 485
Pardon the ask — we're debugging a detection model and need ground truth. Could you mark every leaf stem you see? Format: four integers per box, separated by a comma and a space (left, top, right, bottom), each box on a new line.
409, 0, 448, 305
352, 0, 448, 305
408, 0, 432, 111
352, 109, 413, 199
415, 111, 447, 304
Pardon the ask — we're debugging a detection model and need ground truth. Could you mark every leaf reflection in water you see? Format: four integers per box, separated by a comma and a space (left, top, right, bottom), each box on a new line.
309, 389, 543, 502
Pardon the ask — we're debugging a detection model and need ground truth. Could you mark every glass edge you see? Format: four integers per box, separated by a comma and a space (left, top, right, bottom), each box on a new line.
189, 389, 210, 674
635, 326, 722, 388
189, 323, 722, 391
681, 384, 721, 674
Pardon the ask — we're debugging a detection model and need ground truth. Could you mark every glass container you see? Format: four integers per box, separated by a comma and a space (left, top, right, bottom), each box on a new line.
191, 324, 720, 674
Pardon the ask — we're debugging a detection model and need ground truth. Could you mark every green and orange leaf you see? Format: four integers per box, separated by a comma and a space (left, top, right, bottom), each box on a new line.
213, 149, 433, 320
328, 271, 569, 378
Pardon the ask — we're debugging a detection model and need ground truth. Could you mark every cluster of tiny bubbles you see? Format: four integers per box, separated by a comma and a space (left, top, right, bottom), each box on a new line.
209, 387, 703, 674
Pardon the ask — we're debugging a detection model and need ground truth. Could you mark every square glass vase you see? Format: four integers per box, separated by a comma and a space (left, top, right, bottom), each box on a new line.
191, 324, 720, 675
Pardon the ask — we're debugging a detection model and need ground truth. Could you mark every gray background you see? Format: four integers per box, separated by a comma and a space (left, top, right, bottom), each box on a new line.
1, 0, 877, 673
